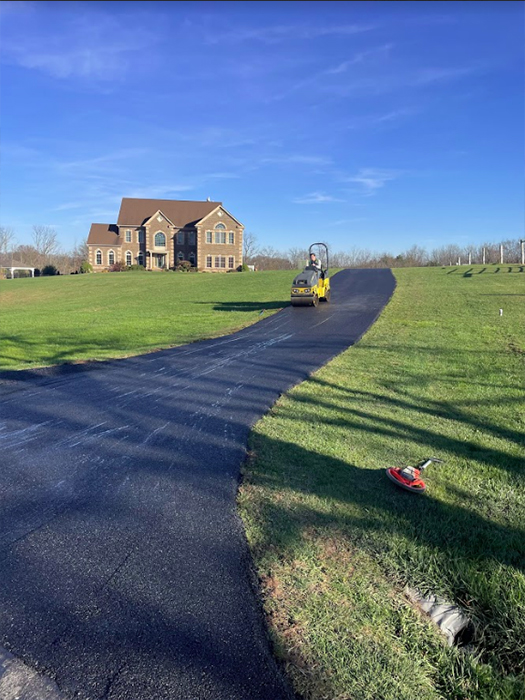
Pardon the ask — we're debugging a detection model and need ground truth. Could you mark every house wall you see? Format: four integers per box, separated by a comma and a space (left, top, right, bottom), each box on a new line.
119, 227, 147, 267
143, 216, 174, 270
88, 243, 122, 271
197, 210, 243, 272
88, 205, 244, 273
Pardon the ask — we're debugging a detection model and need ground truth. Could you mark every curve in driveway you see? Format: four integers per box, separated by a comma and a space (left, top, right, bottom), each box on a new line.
0, 268, 395, 700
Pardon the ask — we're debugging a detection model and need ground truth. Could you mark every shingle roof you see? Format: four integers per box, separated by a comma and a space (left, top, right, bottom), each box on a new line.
117, 198, 222, 227
87, 224, 120, 246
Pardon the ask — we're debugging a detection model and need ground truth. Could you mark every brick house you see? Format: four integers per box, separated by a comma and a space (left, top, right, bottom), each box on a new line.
87, 198, 244, 272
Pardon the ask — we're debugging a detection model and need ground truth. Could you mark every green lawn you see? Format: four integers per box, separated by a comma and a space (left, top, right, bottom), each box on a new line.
0, 270, 293, 371
238, 265, 525, 700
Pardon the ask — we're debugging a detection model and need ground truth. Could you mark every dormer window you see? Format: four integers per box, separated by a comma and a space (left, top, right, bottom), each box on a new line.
154, 232, 166, 247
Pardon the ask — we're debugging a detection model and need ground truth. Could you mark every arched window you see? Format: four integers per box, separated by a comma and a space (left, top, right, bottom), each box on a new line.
177, 252, 184, 262
215, 223, 226, 244
96, 250, 102, 265
126, 251, 132, 266
137, 253, 144, 267
108, 250, 115, 266
228, 256, 235, 269
206, 255, 212, 268
189, 252, 196, 266
155, 232, 166, 247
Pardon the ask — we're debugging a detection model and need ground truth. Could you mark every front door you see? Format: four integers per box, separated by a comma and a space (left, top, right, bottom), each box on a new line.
156, 254, 166, 269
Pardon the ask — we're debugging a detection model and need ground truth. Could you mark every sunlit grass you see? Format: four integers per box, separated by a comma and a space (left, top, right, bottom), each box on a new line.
0, 271, 294, 371
239, 265, 525, 700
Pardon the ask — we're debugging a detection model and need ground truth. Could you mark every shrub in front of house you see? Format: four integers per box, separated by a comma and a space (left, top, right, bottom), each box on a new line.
110, 261, 127, 272
42, 265, 58, 276
126, 264, 146, 272
176, 260, 193, 272
80, 261, 93, 273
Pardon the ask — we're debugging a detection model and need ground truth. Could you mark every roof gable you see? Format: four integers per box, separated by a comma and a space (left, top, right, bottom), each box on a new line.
143, 209, 177, 227
198, 205, 244, 228
117, 198, 222, 228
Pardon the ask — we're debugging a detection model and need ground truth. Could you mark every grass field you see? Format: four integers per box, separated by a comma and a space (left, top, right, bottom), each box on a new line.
0, 270, 293, 371
238, 265, 525, 700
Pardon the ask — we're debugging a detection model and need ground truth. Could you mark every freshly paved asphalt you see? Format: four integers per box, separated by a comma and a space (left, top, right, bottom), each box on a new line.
0, 268, 395, 700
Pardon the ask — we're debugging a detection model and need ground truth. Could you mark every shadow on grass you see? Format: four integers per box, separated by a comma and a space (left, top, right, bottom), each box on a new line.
194, 301, 289, 313
247, 423, 525, 678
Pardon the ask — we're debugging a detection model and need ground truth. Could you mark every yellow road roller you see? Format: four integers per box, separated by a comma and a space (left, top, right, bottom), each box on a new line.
290, 243, 330, 307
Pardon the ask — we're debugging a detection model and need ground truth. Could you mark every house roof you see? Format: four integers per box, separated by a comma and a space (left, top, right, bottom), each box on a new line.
117, 198, 222, 227
87, 224, 120, 246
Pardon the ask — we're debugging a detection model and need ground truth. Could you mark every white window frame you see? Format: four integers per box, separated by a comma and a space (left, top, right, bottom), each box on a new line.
206, 231, 212, 244
228, 256, 235, 269
215, 231, 226, 244
108, 250, 115, 266
125, 251, 132, 266
96, 249, 102, 265
215, 223, 226, 231
215, 256, 226, 269
177, 252, 184, 262
154, 231, 166, 248
125, 230, 132, 243
206, 255, 212, 268
228, 232, 234, 245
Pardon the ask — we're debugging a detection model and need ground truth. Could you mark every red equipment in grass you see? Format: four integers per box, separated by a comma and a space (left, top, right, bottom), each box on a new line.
385, 457, 443, 493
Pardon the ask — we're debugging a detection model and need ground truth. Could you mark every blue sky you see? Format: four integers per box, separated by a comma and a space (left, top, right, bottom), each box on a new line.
0, 0, 523, 255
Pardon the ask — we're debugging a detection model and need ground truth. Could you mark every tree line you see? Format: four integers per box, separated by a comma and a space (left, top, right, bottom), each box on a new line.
0, 226, 522, 278
243, 233, 524, 270
0, 226, 87, 277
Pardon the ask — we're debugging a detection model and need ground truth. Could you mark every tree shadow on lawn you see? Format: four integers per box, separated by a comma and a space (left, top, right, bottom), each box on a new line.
194, 301, 289, 313
247, 425, 525, 676
248, 430, 525, 572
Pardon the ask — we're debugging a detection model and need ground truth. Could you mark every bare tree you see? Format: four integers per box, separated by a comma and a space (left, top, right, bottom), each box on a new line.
243, 231, 259, 263
0, 226, 16, 258
70, 240, 89, 271
287, 247, 308, 269
32, 225, 60, 266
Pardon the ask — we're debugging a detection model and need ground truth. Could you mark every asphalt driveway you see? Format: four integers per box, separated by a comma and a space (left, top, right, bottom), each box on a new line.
0, 268, 395, 700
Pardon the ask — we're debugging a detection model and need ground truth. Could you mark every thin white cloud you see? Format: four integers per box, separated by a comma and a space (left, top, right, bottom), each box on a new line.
0, 5, 158, 81
262, 155, 332, 166
293, 192, 344, 204
346, 108, 418, 130
205, 172, 241, 180
346, 168, 402, 195
123, 185, 194, 199
325, 44, 394, 75
412, 67, 477, 86
268, 44, 394, 102
57, 148, 151, 172
53, 202, 84, 211
204, 23, 376, 45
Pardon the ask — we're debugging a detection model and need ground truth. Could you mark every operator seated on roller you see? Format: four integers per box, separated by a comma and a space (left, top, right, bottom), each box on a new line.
308, 252, 325, 278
